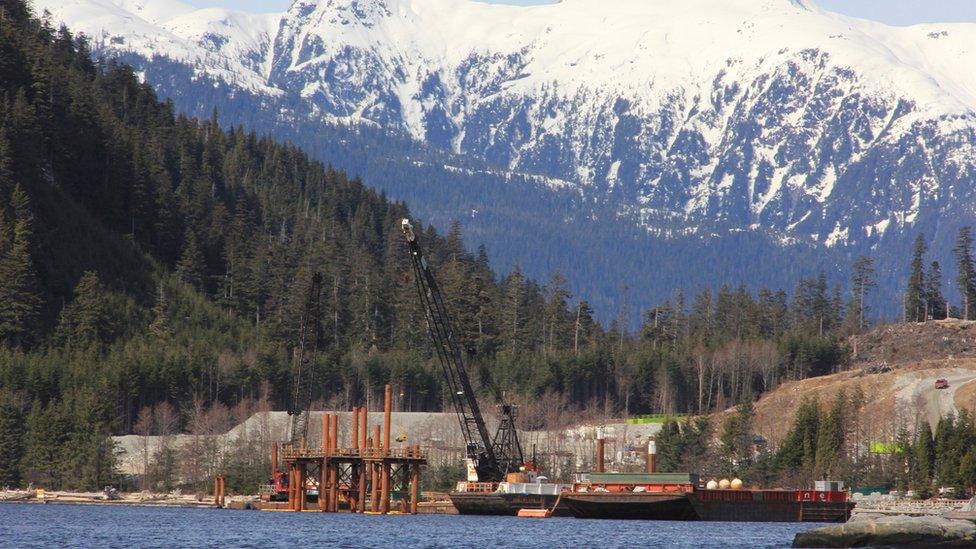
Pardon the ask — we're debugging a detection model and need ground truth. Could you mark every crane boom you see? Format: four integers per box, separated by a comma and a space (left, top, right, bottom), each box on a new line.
289, 272, 323, 445
401, 219, 523, 482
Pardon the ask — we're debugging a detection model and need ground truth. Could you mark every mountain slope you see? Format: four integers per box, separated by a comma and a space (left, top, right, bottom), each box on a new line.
32, 0, 976, 317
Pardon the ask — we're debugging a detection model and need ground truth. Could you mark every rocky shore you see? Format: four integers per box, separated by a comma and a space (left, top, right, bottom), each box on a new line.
794, 512, 976, 547
0, 489, 220, 508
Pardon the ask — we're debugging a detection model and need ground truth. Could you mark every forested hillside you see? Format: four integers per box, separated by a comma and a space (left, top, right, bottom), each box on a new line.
117, 51, 842, 328
0, 0, 873, 491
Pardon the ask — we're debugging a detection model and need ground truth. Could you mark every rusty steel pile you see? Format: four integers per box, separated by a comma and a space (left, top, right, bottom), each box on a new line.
269, 383, 427, 514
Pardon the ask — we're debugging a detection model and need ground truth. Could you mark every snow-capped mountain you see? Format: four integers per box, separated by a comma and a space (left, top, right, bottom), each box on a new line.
33, 0, 976, 251
29, 0, 976, 320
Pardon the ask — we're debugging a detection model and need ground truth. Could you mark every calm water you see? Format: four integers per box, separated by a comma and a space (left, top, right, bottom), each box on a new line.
0, 504, 824, 548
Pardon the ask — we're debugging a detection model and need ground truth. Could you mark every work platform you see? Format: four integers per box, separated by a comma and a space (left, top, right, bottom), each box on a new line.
273, 384, 428, 514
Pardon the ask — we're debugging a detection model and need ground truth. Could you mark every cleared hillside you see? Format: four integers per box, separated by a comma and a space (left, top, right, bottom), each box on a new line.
747, 320, 976, 445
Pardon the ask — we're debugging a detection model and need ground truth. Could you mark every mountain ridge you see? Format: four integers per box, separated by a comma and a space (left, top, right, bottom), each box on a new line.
35, 0, 976, 243
30, 0, 976, 319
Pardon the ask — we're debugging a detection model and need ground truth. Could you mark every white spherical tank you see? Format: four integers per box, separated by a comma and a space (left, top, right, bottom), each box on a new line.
718, 478, 731, 489
730, 478, 743, 490
706, 479, 719, 490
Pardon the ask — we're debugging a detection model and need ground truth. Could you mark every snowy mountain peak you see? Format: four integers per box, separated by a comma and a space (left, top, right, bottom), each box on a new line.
109, 0, 195, 24
30, 0, 976, 252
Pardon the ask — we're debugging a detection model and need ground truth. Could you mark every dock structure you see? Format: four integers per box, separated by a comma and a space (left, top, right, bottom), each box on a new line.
277, 384, 427, 513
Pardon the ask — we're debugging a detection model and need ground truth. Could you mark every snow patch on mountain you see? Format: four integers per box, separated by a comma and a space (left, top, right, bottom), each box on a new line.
31, 0, 976, 249
37, 0, 280, 95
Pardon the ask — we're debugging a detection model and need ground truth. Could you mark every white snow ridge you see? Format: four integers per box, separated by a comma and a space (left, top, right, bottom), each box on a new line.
33, 0, 976, 247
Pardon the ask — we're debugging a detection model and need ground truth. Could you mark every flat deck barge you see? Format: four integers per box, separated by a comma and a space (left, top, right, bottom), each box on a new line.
562, 473, 854, 523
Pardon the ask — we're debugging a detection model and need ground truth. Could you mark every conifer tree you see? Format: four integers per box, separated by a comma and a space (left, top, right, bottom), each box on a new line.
21, 400, 70, 488
176, 228, 207, 290
813, 392, 845, 480
502, 265, 525, 354
7, 90, 41, 175
955, 227, 975, 320
0, 129, 12, 198
544, 271, 572, 354
573, 299, 596, 354
655, 418, 684, 472
793, 274, 830, 336
58, 271, 112, 348
64, 388, 116, 489
849, 256, 876, 332
959, 449, 976, 492
948, 410, 976, 493
0, 390, 25, 487
0, 185, 41, 349
914, 422, 935, 497
934, 415, 956, 486
0, 208, 10, 262
719, 402, 754, 477
775, 397, 820, 478
925, 261, 947, 321
894, 426, 913, 492
689, 288, 713, 342
148, 282, 172, 340
905, 233, 927, 322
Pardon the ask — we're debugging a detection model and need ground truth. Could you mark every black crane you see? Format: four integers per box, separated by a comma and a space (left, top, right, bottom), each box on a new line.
288, 272, 324, 445
401, 219, 524, 482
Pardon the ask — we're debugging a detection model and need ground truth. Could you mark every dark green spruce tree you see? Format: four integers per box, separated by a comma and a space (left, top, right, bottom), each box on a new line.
914, 422, 935, 498
56, 271, 114, 349
925, 262, 947, 321
849, 256, 876, 332
955, 227, 975, 320
176, 229, 207, 291
0, 390, 25, 487
905, 234, 926, 322
0, 184, 41, 349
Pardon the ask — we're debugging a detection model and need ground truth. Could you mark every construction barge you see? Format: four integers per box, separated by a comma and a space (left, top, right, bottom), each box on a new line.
449, 473, 572, 516
562, 473, 854, 523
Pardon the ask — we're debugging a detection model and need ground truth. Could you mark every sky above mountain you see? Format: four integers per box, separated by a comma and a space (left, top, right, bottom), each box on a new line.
182, 0, 976, 26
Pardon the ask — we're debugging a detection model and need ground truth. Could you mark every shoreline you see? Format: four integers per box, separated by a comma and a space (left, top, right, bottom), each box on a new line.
1, 490, 220, 509
0, 490, 458, 513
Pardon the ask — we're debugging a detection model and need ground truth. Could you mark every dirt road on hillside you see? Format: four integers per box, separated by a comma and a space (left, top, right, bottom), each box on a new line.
897, 369, 976, 427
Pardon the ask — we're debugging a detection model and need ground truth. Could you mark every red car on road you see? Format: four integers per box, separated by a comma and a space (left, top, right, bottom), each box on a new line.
935, 379, 949, 390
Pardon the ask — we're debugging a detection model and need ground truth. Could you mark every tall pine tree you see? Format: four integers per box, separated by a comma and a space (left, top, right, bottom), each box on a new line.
925, 261, 947, 321
56, 271, 113, 349
0, 184, 41, 349
914, 421, 935, 497
905, 234, 926, 322
848, 256, 876, 332
176, 228, 207, 291
955, 227, 975, 320
0, 390, 25, 487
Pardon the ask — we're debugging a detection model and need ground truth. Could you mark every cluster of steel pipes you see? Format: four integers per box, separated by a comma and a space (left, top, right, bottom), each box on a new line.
283, 384, 423, 514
